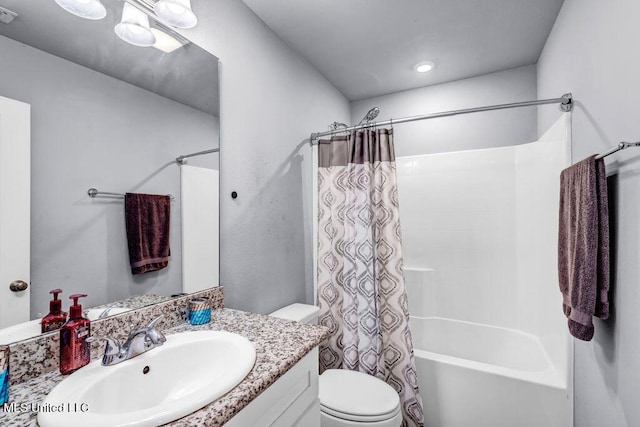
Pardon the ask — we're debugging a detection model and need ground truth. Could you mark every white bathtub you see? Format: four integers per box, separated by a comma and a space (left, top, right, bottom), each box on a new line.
411, 317, 571, 427
397, 125, 573, 426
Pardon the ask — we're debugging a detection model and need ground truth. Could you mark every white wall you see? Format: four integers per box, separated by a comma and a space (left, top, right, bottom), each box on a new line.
538, 1, 640, 425
351, 65, 538, 157
0, 35, 218, 315
179, 1, 350, 313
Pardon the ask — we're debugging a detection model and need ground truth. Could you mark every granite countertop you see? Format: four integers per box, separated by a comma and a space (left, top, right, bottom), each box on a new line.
2, 308, 330, 427
90, 294, 172, 311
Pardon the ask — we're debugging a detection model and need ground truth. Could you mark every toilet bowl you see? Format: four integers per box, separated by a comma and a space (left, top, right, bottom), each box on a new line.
270, 304, 403, 427
319, 369, 403, 427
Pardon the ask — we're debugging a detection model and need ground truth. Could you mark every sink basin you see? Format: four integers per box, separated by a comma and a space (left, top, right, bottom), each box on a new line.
38, 330, 256, 427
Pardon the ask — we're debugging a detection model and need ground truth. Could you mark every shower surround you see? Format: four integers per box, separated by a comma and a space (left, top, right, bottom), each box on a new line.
397, 115, 573, 427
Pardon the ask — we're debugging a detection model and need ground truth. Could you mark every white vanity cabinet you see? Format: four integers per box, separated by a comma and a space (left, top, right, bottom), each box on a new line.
225, 348, 320, 427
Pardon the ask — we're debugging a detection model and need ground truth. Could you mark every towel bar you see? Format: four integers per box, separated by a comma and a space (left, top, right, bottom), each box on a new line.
87, 188, 174, 200
596, 141, 640, 159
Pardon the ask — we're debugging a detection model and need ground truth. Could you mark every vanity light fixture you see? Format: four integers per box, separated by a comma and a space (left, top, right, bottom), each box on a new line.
153, 0, 198, 29
115, 2, 156, 47
55, 0, 189, 51
54, 0, 107, 20
415, 61, 435, 73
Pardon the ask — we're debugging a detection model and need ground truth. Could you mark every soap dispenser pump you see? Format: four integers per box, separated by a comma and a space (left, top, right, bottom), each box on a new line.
41, 289, 68, 333
60, 294, 91, 374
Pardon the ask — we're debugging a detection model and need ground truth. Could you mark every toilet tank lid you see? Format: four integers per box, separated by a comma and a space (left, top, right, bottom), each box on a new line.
269, 303, 319, 323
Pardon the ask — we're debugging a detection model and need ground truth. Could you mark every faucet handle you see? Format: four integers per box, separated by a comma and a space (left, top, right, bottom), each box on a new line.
87, 335, 121, 356
147, 314, 164, 329
145, 315, 166, 345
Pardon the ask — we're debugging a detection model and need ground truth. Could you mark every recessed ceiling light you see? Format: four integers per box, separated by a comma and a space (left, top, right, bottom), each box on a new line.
415, 61, 435, 73
54, 0, 106, 20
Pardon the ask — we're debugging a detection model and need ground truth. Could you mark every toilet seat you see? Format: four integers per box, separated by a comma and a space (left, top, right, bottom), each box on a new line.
321, 403, 402, 423
319, 369, 401, 423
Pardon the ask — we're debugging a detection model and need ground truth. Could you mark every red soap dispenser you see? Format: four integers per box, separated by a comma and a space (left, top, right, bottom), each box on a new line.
41, 289, 68, 333
60, 294, 91, 374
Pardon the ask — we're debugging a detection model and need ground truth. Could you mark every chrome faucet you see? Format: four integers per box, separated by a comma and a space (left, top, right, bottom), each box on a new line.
89, 315, 166, 366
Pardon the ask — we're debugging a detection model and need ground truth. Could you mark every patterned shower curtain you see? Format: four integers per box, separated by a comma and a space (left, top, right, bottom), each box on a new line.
317, 129, 424, 427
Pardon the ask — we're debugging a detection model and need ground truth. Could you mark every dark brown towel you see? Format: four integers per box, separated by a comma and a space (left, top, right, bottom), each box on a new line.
558, 155, 610, 341
125, 193, 171, 275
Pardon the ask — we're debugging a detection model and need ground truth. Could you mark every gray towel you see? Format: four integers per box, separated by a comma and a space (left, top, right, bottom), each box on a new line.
558, 155, 610, 341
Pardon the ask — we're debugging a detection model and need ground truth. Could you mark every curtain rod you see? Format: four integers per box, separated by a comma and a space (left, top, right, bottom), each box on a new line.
176, 148, 220, 165
310, 93, 573, 142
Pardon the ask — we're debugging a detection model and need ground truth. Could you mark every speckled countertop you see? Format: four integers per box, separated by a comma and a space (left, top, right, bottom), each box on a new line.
91, 293, 171, 311
1, 309, 329, 427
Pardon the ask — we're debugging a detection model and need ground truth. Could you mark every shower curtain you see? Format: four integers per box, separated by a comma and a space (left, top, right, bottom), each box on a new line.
317, 129, 424, 427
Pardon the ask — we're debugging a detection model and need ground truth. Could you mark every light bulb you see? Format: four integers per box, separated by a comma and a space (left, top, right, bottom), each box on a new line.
54, 0, 106, 20
115, 3, 156, 47
154, 0, 197, 29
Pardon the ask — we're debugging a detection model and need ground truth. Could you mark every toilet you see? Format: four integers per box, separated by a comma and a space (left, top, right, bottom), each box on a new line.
270, 304, 403, 427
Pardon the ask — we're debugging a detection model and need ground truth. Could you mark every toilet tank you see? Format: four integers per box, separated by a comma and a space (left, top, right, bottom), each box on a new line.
269, 303, 319, 324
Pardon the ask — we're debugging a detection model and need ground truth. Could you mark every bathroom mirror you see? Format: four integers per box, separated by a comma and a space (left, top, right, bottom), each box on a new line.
0, 0, 219, 344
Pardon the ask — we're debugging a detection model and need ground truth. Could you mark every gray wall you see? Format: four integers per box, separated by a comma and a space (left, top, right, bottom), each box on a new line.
538, 1, 640, 425
351, 65, 538, 157
179, 1, 350, 313
0, 35, 219, 316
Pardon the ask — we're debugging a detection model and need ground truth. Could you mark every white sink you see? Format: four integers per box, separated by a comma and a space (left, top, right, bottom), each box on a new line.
0, 308, 130, 344
38, 330, 256, 427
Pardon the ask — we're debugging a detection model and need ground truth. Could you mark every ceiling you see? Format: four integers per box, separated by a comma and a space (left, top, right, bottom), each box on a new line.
242, 0, 565, 101
0, 0, 219, 116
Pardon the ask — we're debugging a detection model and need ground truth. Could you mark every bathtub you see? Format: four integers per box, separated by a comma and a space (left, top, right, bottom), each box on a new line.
396, 129, 573, 426
411, 316, 571, 427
